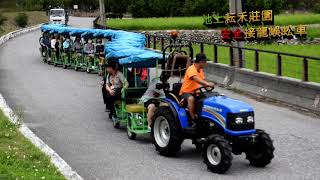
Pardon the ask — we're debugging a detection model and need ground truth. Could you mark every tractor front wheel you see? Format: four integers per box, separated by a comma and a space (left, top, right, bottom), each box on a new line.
202, 134, 232, 174
245, 129, 274, 167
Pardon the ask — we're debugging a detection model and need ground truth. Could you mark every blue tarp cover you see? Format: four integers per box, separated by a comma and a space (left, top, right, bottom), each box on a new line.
119, 51, 163, 67
40, 24, 164, 67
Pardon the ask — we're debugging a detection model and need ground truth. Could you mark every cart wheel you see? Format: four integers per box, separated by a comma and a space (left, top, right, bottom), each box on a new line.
113, 120, 120, 129
127, 128, 136, 140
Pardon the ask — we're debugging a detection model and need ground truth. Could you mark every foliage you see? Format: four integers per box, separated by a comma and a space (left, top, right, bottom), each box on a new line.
0, 13, 7, 27
0, 11, 47, 36
243, 0, 284, 14
313, 2, 320, 13
15, 13, 28, 28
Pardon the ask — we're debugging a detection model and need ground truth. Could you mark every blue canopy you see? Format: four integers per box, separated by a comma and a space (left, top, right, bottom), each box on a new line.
119, 51, 164, 68
106, 49, 146, 60
40, 24, 165, 67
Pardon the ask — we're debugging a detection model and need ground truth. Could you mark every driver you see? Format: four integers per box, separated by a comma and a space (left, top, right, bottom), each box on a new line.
179, 53, 214, 123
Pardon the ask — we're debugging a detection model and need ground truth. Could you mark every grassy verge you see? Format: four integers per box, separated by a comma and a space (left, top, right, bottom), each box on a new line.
0, 11, 47, 36
107, 13, 320, 32
0, 110, 65, 180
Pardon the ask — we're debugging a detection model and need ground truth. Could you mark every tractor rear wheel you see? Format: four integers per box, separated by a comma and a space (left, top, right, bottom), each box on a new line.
151, 106, 183, 157
245, 129, 274, 167
202, 134, 232, 174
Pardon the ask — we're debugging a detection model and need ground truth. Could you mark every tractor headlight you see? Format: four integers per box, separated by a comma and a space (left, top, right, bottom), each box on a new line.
235, 117, 243, 124
247, 116, 254, 123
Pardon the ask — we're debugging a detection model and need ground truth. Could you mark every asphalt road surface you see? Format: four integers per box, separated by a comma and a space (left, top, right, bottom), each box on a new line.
1, 17, 320, 180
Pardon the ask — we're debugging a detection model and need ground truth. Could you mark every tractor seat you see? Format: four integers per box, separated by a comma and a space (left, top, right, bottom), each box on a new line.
126, 104, 146, 113
167, 93, 187, 107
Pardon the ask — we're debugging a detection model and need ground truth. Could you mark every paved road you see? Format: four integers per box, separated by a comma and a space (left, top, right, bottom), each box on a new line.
1, 17, 320, 180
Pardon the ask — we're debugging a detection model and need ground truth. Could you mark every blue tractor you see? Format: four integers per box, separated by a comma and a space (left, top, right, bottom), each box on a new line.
151, 44, 274, 174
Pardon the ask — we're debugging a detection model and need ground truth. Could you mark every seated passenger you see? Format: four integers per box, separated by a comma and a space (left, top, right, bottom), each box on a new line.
52, 35, 60, 60
84, 38, 95, 65
48, 34, 56, 61
179, 53, 214, 124
40, 33, 50, 57
63, 36, 72, 63
73, 37, 83, 56
128, 68, 148, 87
95, 39, 105, 75
140, 78, 165, 131
102, 61, 129, 120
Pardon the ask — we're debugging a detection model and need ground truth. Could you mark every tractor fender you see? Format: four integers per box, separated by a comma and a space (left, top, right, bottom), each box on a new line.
161, 98, 189, 128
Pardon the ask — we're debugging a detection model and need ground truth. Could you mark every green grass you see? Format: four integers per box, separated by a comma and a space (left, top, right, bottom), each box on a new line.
308, 27, 320, 38
275, 13, 320, 26
0, 110, 65, 180
200, 44, 320, 82
0, 11, 47, 36
107, 13, 320, 31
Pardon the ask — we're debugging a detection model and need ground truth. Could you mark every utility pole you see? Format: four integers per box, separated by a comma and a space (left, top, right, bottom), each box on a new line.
229, 0, 245, 67
99, 0, 106, 27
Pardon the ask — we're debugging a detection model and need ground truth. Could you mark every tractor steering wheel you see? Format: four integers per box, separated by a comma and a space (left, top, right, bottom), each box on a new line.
193, 86, 214, 97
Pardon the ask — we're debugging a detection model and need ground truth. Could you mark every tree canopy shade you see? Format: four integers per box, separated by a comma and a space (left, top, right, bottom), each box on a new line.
1, 0, 319, 16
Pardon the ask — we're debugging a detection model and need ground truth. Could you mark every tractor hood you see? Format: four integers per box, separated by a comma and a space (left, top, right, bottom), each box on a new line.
203, 95, 253, 114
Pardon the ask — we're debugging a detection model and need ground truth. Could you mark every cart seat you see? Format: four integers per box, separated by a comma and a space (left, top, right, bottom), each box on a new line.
126, 104, 146, 113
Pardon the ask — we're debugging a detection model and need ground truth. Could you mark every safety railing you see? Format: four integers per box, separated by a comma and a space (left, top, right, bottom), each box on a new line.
145, 34, 320, 83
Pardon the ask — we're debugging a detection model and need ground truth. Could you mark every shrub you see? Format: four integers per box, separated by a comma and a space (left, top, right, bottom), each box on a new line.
313, 3, 320, 13
15, 13, 28, 28
0, 13, 7, 27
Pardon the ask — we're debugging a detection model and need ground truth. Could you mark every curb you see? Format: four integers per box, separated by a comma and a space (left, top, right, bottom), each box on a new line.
0, 24, 40, 46
0, 26, 84, 180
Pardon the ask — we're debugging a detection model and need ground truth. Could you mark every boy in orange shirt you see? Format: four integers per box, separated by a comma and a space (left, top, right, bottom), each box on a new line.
179, 53, 215, 122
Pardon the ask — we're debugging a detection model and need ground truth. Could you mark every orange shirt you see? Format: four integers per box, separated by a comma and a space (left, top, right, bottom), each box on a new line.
179, 64, 205, 95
